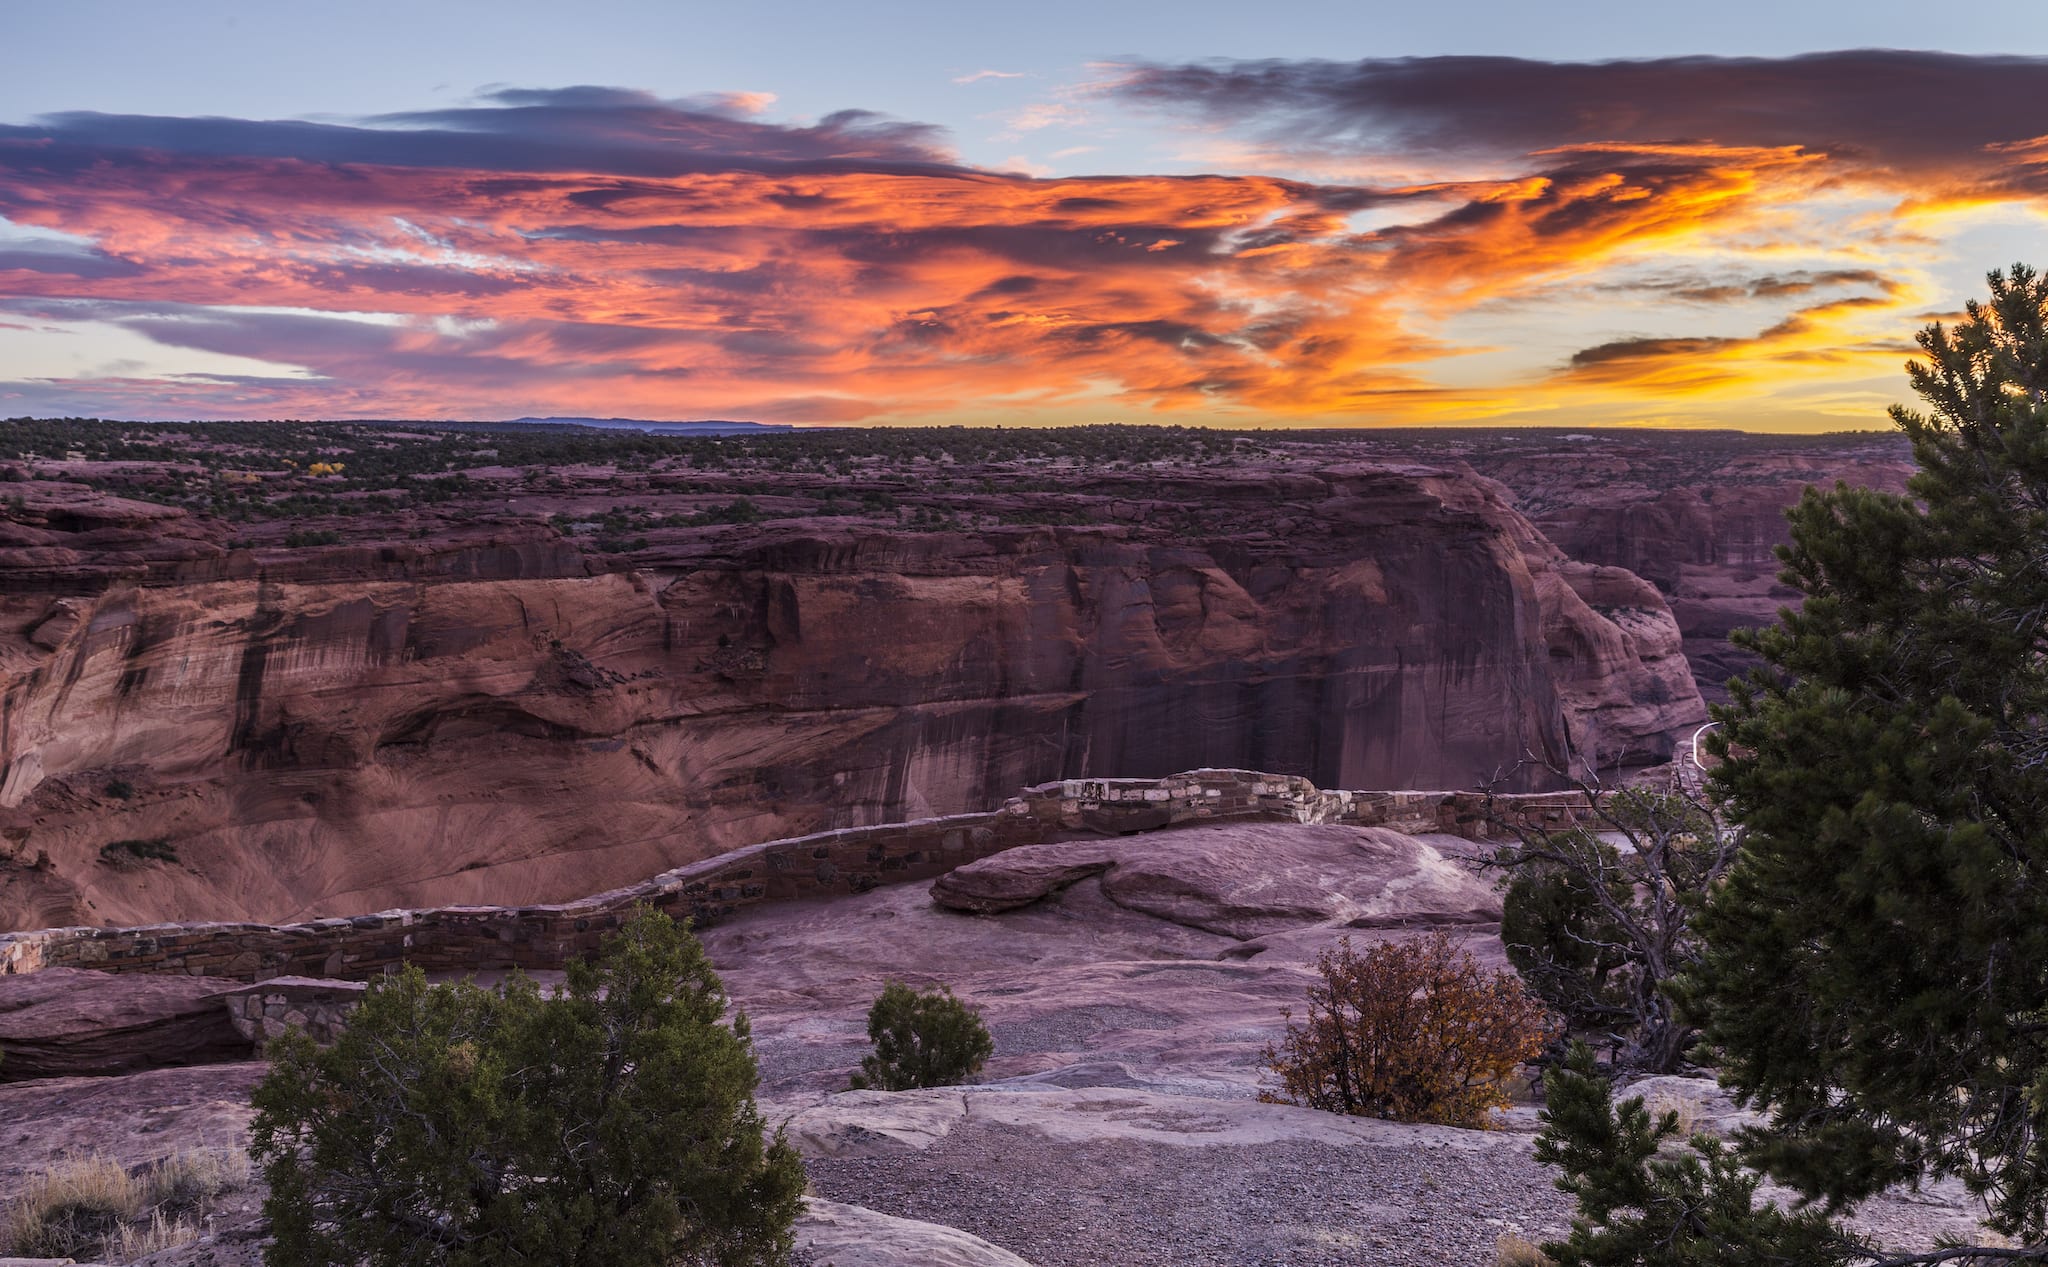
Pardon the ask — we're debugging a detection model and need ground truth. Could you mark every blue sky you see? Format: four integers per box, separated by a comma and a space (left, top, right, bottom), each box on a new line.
11, 0, 2040, 177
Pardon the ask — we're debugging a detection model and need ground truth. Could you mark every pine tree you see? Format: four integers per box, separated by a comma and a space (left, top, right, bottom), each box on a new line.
1684, 266, 2048, 1250
1534, 1045, 1862, 1267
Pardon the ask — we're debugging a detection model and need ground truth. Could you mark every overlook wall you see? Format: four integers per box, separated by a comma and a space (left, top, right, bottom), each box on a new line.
0, 769, 1588, 982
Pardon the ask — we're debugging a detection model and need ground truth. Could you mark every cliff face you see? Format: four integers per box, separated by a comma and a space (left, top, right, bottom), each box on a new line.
0, 463, 1702, 929
1442, 436, 1918, 704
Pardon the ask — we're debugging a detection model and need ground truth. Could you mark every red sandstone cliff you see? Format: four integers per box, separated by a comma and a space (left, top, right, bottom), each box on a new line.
1399, 434, 1913, 703
0, 463, 1702, 929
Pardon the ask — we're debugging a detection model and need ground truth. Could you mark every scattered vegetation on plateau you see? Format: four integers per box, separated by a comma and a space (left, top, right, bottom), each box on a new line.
97, 837, 178, 866
849, 981, 995, 1091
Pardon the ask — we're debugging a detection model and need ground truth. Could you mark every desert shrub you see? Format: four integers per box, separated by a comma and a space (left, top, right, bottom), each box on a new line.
1262, 931, 1554, 1129
104, 779, 135, 800
98, 837, 178, 865
4, 1152, 143, 1259
1491, 786, 1732, 1075
108, 1208, 201, 1259
1494, 1231, 1553, 1267
850, 981, 994, 1091
251, 906, 803, 1267
2, 1146, 245, 1260
148, 1145, 249, 1214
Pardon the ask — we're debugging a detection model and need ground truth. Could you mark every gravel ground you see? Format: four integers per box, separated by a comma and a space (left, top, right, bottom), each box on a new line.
806, 1119, 1573, 1267
988, 1004, 1183, 1055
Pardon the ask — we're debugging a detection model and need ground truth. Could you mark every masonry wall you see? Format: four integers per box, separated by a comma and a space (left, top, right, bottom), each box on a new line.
0, 769, 1587, 982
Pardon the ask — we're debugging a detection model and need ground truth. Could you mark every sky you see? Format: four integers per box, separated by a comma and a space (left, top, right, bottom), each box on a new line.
3, 0, 2047, 430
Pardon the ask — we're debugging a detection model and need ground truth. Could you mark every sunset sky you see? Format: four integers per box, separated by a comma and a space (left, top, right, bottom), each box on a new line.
5, 1, 2048, 430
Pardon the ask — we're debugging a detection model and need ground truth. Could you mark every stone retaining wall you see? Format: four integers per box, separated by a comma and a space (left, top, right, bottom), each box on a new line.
220, 977, 366, 1046
0, 769, 1588, 983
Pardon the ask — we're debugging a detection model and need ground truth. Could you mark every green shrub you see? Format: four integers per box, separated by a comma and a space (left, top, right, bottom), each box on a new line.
1534, 1044, 1863, 1265
98, 837, 178, 866
251, 906, 804, 1267
850, 982, 993, 1091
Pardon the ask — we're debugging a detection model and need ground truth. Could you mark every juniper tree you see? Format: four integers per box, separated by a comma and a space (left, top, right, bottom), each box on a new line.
1682, 265, 2048, 1254
249, 907, 805, 1267
1491, 782, 1735, 1075
849, 981, 993, 1091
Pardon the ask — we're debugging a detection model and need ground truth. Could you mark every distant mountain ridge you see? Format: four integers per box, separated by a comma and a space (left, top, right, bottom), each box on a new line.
500, 416, 794, 436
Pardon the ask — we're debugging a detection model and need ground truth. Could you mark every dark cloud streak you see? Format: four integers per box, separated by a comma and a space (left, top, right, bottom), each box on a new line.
1111, 51, 2048, 173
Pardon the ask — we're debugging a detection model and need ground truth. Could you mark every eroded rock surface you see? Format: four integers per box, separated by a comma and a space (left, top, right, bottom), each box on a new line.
0, 968, 251, 1080
798, 1198, 1038, 1267
0, 816, 2006, 1266
0, 463, 1702, 931
0, 1063, 262, 1189
1452, 433, 1917, 704
931, 823, 1499, 938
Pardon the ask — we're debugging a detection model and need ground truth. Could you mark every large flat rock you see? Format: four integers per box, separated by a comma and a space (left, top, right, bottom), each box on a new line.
0, 1063, 263, 1192
709, 822, 1513, 1105
931, 823, 1501, 938
0, 968, 252, 1080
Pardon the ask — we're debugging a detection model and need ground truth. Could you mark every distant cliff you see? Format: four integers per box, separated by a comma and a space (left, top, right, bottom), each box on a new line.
0, 463, 1702, 929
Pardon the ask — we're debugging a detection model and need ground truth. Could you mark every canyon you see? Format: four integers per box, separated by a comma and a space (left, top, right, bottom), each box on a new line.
0, 416, 1953, 1267
0, 423, 1908, 930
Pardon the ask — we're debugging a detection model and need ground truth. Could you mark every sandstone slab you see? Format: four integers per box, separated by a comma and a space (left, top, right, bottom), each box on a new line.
0, 1063, 261, 1192
931, 823, 1500, 939
797, 1198, 1037, 1267
0, 968, 251, 1080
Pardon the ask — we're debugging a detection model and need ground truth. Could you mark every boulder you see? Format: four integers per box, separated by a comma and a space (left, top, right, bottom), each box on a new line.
929, 844, 1117, 913
0, 968, 252, 1080
932, 824, 1500, 939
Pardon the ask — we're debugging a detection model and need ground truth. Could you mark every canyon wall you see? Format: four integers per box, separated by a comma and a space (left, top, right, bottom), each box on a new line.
1452, 437, 1918, 703
0, 464, 1701, 929
0, 768, 1591, 982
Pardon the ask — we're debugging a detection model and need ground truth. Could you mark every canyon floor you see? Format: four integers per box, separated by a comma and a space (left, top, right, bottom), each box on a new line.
0, 819, 1995, 1266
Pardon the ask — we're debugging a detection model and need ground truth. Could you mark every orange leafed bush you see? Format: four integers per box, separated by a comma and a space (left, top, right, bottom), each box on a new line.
1263, 931, 1555, 1128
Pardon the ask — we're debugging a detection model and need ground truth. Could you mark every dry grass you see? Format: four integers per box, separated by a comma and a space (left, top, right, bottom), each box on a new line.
108, 1208, 201, 1259
1495, 1230, 1554, 1267
148, 1146, 250, 1214
4, 1145, 249, 1262
4, 1151, 144, 1259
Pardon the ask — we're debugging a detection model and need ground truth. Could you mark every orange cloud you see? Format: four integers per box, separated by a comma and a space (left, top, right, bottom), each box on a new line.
0, 63, 2044, 426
